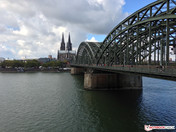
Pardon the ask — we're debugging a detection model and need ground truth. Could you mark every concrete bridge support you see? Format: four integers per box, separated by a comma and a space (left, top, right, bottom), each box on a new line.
71, 67, 84, 75
84, 72, 142, 90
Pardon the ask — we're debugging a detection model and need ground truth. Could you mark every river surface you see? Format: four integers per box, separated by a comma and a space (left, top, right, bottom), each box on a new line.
0, 72, 175, 132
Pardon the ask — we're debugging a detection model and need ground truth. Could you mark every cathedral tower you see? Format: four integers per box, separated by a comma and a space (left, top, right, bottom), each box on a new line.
60, 33, 65, 50
57, 32, 75, 61
67, 33, 72, 51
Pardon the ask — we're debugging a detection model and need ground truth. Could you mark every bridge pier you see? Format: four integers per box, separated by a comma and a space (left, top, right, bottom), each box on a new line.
84, 72, 142, 90
71, 67, 84, 75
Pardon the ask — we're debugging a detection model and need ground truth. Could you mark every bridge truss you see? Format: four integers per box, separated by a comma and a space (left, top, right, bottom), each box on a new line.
76, 0, 176, 67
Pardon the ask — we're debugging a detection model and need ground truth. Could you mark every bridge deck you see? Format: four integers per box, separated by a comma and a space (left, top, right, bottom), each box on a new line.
71, 64, 176, 81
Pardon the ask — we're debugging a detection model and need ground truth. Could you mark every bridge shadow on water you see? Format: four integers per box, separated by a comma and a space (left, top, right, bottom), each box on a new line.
82, 91, 143, 132
72, 75, 144, 131
72, 75, 176, 132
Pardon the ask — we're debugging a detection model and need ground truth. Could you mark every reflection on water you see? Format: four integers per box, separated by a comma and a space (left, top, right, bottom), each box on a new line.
81, 90, 143, 132
0, 72, 175, 132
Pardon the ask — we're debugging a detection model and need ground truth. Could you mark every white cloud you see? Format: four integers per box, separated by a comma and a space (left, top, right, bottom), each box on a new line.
13, 25, 28, 36
17, 40, 25, 47
0, 0, 128, 59
86, 37, 98, 42
52, 26, 67, 36
18, 49, 31, 56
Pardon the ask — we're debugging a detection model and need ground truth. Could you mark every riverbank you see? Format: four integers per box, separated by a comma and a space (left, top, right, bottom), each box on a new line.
0, 68, 70, 73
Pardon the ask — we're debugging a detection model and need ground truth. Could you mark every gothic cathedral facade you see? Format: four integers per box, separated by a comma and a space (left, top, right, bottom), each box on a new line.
57, 33, 76, 63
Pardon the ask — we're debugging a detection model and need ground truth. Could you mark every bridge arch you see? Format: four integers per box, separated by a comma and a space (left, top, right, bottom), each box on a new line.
75, 0, 176, 67
76, 42, 101, 64
94, 0, 176, 66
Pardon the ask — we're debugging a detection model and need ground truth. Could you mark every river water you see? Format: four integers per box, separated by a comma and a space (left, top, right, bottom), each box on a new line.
0, 72, 175, 132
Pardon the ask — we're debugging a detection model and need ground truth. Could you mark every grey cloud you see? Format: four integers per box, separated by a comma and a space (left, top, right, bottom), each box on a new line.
0, 0, 128, 59
31, 0, 127, 34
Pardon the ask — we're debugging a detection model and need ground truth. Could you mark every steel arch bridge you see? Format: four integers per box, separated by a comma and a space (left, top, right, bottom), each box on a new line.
72, 0, 176, 79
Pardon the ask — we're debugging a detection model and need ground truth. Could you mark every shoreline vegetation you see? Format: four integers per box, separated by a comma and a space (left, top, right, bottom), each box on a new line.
0, 68, 71, 73
0, 59, 70, 73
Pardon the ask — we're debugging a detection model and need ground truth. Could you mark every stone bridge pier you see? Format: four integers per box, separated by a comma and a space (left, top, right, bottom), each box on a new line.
71, 67, 142, 90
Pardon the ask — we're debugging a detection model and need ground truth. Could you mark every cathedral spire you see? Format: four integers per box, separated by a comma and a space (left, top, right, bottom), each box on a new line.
67, 32, 72, 51
60, 32, 65, 50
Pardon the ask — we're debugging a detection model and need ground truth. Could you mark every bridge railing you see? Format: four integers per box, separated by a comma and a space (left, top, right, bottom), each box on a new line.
108, 65, 176, 76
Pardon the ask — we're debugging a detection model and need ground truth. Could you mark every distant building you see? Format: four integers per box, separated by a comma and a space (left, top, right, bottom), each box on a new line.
38, 57, 56, 64
38, 58, 50, 64
48, 55, 52, 59
0, 57, 5, 63
57, 33, 76, 63
171, 45, 176, 54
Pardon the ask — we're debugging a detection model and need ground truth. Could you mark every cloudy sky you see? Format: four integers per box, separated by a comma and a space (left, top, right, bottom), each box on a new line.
0, 0, 155, 59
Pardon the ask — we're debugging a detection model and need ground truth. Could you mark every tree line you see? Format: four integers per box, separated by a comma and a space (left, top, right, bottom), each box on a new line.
0, 60, 67, 68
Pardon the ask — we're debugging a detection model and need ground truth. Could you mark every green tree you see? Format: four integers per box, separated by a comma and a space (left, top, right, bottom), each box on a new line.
25, 60, 40, 68
0, 60, 14, 68
41, 60, 67, 68
12, 60, 25, 68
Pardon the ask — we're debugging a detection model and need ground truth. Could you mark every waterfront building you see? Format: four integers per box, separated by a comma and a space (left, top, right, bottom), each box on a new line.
38, 57, 56, 64
38, 58, 51, 64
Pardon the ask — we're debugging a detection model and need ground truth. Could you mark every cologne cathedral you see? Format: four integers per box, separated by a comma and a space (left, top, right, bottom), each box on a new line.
57, 33, 76, 63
